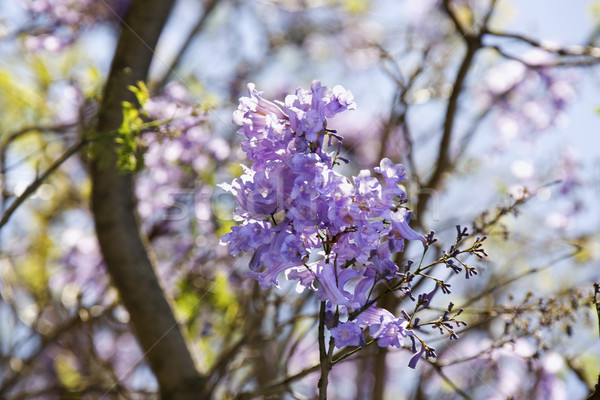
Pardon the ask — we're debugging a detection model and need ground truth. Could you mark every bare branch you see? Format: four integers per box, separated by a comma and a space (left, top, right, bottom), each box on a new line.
430, 362, 474, 400
489, 45, 600, 69
416, 15, 482, 221
442, 0, 467, 37
460, 251, 578, 309
153, 0, 220, 89
0, 139, 85, 231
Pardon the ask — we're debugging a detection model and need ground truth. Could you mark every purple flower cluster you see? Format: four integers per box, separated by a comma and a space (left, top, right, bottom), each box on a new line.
221, 81, 426, 352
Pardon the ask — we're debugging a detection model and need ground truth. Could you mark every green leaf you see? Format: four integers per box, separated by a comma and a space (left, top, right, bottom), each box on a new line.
128, 81, 150, 107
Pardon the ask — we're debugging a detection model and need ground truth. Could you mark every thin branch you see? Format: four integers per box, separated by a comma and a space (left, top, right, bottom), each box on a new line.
235, 364, 320, 400
317, 301, 330, 400
207, 337, 247, 394
416, 7, 482, 221
0, 124, 76, 207
430, 363, 474, 400
453, 99, 495, 163
490, 45, 600, 69
484, 29, 600, 57
0, 303, 116, 397
442, 0, 467, 37
236, 346, 358, 399
0, 139, 85, 230
480, 0, 499, 28
153, 0, 220, 89
0, 124, 76, 171
377, 45, 431, 185
460, 251, 578, 309
593, 282, 600, 338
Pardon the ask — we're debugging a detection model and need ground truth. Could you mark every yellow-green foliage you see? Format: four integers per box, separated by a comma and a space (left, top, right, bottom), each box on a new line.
54, 353, 83, 390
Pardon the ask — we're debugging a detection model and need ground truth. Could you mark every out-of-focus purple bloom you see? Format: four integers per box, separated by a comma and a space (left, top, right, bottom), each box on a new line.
375, 158, 407, 196
478, 56, 579, 140
20, 0, 133, 51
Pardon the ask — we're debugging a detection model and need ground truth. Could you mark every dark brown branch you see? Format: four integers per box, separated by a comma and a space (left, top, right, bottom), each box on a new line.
587, 375, 600, 400
416, 36, 480, 221
372, 4, 487, 397
377, 45, 431, 183
484, 29, 600, 57
317, 301, 330, 399
442, 0, 467, 37
90, 0, 207, 398
207, 337, 246, 395
236, 364, 320, 400
480, 0, 499, 28
490, 45, 600, 69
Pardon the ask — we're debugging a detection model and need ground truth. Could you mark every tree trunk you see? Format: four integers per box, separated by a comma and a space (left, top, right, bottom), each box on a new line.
90, 0, 207, 398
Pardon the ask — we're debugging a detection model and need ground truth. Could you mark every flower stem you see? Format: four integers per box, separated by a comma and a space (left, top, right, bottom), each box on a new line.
318, 301, 332, 399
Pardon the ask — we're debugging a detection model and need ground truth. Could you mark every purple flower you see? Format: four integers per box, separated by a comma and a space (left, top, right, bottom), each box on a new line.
286, 267, 316, 293
418, 283, 439, 307
220, 168, 282, 217
356, 306, 412, 348
314, 262, 362, 309
372, 318, 410, 348
221, 81, 428, 359
326, 85, 356, 117
280, 233, 308, 263
220, 220, 273, 256
408, 344, 426, 369
369, 242, 399, 280
331, 321, 363, 348
375, 158, 408, 202
389, 208, 426, 244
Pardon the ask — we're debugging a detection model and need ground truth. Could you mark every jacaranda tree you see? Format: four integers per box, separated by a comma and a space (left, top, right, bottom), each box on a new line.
0, 0, 599, 399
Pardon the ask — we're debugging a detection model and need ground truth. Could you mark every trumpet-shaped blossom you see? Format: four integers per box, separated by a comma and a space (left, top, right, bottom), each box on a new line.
221, 81, 425, 354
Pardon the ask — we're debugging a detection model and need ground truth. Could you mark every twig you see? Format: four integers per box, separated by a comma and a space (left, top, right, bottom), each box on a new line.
317, 301, 330, 399
0, 139, 86, 230
490, 45, 600, 69
153, 0, 220, 89
593, 282, 600, 338
460, 251, 578, 309
236, 346, 359, 399
430, 362, 474, 400
484, 29, 600, 57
